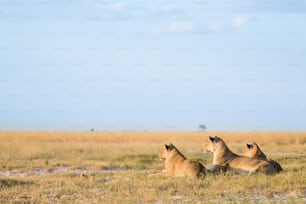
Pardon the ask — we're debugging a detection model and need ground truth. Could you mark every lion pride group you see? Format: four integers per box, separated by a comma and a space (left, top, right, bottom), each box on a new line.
159, 136, 282, 178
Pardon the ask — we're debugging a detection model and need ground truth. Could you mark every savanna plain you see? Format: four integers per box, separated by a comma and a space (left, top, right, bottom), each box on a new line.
0, 131, 305, 203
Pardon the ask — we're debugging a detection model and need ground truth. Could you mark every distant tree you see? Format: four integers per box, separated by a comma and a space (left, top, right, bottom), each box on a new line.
198, 124, 207, 132
90, 128, 95, 132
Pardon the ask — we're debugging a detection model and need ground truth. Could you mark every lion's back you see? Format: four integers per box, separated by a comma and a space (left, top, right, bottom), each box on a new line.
165, 156, 206, 177
229, 156, 274, 174
182, 160, 206, 177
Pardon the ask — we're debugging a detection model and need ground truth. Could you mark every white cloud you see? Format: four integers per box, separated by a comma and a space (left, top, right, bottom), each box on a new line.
151, 15, 253, 36
151, 21, 195, 35
148, 4, 175, 13
167, 21, 195, 33
233, 15, 251, 28
95, 2, 126, 12
147, 3, 184, 17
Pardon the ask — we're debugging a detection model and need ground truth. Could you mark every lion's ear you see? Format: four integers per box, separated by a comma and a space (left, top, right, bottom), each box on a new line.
214, 136, 220, 142
209, 136, 215, 142
169, 143, 175, 150
247, 143, 253, 149
165, 144, 170, 150
165, 143, 174, 151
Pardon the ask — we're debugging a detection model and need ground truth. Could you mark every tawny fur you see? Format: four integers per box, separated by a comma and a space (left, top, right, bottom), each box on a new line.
160, 143, 206, 178
203, 136, 277, 175
243, 143, 267, 160
243, 142, 282, 173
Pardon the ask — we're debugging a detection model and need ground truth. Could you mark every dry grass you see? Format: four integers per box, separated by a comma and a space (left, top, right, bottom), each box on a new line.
0, 131, 305, 203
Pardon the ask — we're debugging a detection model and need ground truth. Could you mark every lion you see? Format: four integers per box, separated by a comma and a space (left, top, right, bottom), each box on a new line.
159, 143, 206, 178
243, 142, 282, 173
203, 136, 277, 175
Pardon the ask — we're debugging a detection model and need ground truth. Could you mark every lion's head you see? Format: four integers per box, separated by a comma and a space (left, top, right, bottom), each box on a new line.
243, 143, 267, 160
159, 144, 175, 160
203, 136, 224, 153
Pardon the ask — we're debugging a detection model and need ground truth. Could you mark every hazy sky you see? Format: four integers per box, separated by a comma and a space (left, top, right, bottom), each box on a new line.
1, 0, 306, 131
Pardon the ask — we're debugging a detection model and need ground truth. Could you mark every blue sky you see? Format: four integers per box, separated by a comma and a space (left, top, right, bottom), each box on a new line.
0, 0, 306, 131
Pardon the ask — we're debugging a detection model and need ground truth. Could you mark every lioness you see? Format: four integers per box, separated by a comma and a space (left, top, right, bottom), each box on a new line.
203, 136, 277, 175
243, 142, 282, 172
160, 143, 206, 178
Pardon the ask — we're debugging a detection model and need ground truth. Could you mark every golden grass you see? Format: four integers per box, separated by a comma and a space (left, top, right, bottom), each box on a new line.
1, 131, 305, 148
0, 131, 305, 203
0, 131, 305, 162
